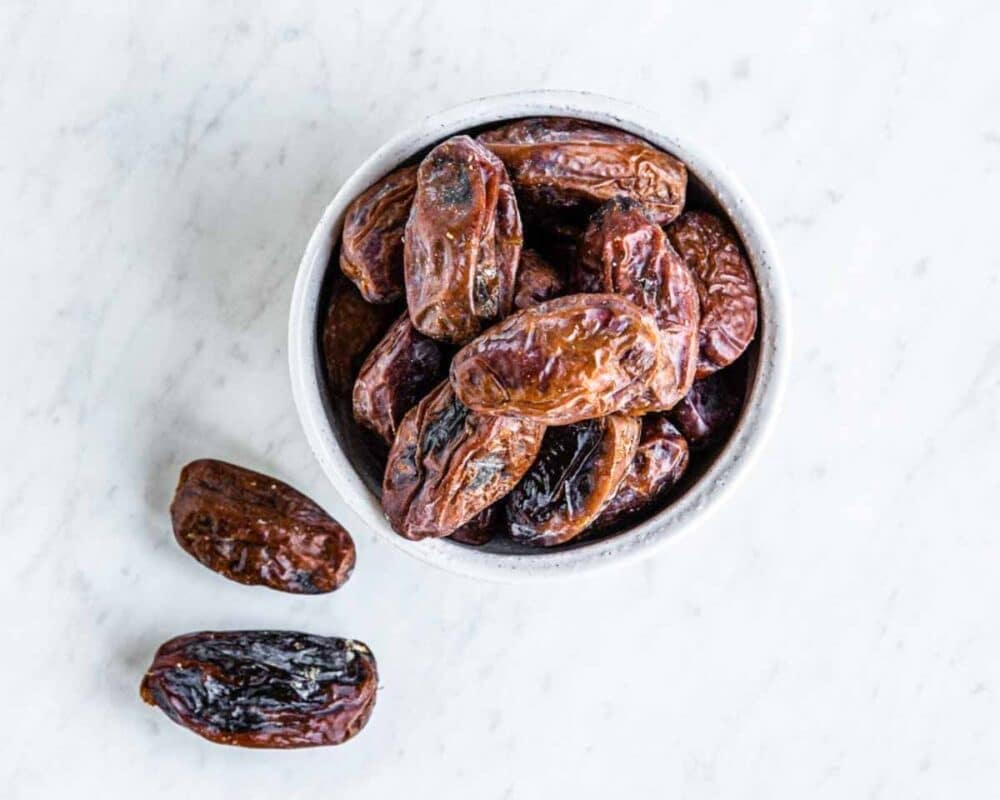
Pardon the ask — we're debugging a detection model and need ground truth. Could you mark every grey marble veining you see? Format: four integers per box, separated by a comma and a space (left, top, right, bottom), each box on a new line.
1, 1, 999, 797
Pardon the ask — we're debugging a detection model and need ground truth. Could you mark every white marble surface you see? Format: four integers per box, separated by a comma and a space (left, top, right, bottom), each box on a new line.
2, 1, 998, 796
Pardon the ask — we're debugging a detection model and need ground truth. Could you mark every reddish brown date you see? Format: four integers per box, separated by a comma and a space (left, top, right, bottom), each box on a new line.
669, 360, 748, 449
140, 630, 377, 748
352, 313, 447, 444
450, 293, 660, 425
577, 198, 700, 411
506, 414, 640, 546
322, 275, 397, 395
382, 381, 545, 540
666, 211, 758, 378
478, 117, 687, 225
448, 506, 500, 546
404, 135, 522, 344
171, 459, 355, 594
592, 415, 689, 529
512, 249, 565, 309
340, 165, 418, 304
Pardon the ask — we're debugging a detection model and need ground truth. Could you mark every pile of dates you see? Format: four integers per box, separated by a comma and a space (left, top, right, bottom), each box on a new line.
326, 117, 759, 548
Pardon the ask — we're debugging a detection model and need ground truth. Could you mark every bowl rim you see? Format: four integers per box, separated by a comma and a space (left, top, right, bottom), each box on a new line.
288, 89, 790, 582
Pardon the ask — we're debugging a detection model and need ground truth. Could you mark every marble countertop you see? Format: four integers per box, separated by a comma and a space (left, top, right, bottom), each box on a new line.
3, 1, 998, 797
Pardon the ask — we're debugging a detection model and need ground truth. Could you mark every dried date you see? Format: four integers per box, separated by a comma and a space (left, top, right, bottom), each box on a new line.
669, 359, 748, 449
666, 211, 758, 378
592, 415, 689, 529
322, 275, 397, 395
382, 381, 545, 540
140, 630, 377, 748
352, 313, 447, 444
340, 165, 418, 303
577, 197, 699, 411
448, 506, 499, 546
512, 248, 565, 309
171, 459, 355, 594
478, 117, 687, 225
450, 293, 660, 425
506, 415, 640, 546
404, 135, 522, 344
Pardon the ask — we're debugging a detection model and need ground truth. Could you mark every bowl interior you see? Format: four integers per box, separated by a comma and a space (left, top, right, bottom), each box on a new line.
308, 108, 765, 558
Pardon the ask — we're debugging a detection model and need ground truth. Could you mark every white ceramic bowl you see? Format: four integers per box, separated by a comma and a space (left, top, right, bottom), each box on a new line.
289, 90, 789, 581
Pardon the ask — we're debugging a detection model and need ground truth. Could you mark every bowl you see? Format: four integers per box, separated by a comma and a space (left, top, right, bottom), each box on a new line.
289, 90, 789, 581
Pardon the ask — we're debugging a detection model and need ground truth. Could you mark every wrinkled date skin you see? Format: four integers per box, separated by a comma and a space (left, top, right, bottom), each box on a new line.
448, 506, 499, 546
404, 135, 522, 344
140, 631, 377, 748
666, 211, 759, 378
512, 249, 565, 310
478, 117, 687, 225
577, 198, 700, 412
352, 313, 447, 444
593, 415, 690, 529
340, 165, 418, 304
322, 275, 398, 395
506, 415, 640, 546
669, 359, 748, 450
171, 460, 355, 594
382, 381, 545, 540
450, 293, 660, 425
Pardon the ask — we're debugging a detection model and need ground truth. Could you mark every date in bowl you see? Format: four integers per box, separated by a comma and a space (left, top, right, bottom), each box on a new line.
289, 90, 789, 581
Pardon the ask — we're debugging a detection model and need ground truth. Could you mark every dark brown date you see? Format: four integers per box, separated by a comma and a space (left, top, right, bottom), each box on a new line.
382, 381, 545, 540
171, 459, 355, 594
506, 414, 640, 546
512, 248, 565, 309
577, 197, 700, 411
592, 415, 689, 529
448, 506, 499, 546
140, 630, 377, 748
666, 211, 758, 378
478, 117, 687, 225
322, 275, 397, 395
450, 293, 660, 425
352, 313, 447, 444
669, 359, 748, 449
340, 165, 418, 304
404, 135, 522, 344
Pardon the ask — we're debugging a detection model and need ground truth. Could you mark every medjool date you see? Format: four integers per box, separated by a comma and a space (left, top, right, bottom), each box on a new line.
322, 275, 397, 395
592, 415, 689, 529
140, 630, 377, 748
404, 136, 522, 344
340, 165, 418, 304
669, 360, 748, 449
577, 197, 699, 411
382, 381, 544, 540
171, 459, 355, 594
352, 313, 447, 444
450, 293, 660, 425
506, 415, 640, 546
512, 249, 565, 309
448, 506, 500, 546
666, 211, 758, 378
478, 117, 687, 225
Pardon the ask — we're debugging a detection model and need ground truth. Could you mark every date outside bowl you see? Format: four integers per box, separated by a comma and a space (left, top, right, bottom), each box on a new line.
288, 90, 790, 581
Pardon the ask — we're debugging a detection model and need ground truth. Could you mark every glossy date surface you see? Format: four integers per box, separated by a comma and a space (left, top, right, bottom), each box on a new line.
322, 275, 397, 395
450, 293, 660, 425
404, 135, 522, 344
140, 630, 377, 748
577, 197, 700, 411
352, 313, 447, 444
382, 381, 545, 540
478, 117, 687, 225
512, 248, 565, 310
506, 414, 640, 546
666, 211, 758, 378
171, 459, 355, 594
593, 415, 689, 529
340, 164, 418, 304
669, 360, 748, 449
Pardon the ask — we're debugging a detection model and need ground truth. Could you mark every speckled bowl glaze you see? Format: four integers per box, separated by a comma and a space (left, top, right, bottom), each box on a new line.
289, 90, 789, 581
